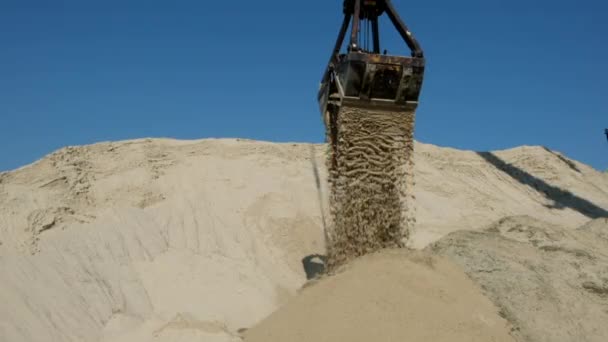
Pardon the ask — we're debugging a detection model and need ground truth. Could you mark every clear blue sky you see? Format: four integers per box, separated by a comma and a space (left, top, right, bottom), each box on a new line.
1, 0, 607, 171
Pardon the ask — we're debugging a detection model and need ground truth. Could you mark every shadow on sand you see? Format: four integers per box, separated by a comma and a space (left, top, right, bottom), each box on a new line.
542, 147, 581, 173
309, 144, 333, 249
478, 151, 608, 219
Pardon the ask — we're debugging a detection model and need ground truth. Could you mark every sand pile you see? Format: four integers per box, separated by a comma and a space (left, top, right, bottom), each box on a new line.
0, 139, 327, 342
0, 138, 607, 342
244, 250, 516, 342
431, 216, 608, 342
326, 107, 416, 269
410, 144, 608, 248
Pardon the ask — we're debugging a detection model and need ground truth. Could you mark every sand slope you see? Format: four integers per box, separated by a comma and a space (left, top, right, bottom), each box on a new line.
0, 138, 607, 341
0, 139, 326, 342
431, 216, 608, 342
244, 250, 516, 342
412, 144, 608, 247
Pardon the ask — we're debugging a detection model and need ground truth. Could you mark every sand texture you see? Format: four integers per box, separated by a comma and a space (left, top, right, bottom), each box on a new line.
431, 216, 608, 342
244, 250, 516, 342
0, 138, 607, 341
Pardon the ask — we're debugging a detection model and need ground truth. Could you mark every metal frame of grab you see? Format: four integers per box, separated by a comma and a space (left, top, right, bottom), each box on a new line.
318, 0, 426, 114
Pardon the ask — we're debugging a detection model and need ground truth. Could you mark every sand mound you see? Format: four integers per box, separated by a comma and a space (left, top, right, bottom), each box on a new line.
0, 138, 606, 341
244, 250, 515, 342
326, 107, 416, 269
411, 144, 608, 248
431, 216, 608, 342
0, 139, 326, 342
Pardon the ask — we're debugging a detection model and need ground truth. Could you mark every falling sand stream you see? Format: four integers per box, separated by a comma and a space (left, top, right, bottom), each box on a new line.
326, 106, 416, 270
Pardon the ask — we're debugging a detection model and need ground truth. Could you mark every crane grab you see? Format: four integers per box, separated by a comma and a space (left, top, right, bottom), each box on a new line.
318, 0, 426, 270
